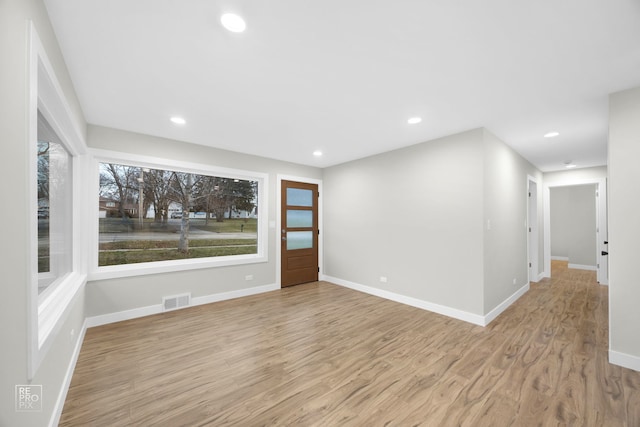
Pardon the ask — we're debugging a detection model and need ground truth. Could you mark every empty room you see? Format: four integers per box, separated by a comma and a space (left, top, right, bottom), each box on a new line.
2, 1, 640, 426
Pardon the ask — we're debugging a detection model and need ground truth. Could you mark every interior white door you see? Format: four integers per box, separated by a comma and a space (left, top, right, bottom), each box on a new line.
528, 179, 538, 282
596, 182, 609, 285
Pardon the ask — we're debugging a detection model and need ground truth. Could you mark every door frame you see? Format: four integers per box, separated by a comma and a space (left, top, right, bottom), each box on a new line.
527, 175, 540, 283
276, 174, 323, 287
542, 177, 608, 284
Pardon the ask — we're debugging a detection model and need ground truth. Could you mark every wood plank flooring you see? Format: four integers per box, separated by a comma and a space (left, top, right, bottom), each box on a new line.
60, 261, 640, 426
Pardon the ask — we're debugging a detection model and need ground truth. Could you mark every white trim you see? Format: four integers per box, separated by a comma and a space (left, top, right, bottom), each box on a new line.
527, 175, 539, 285
33, 40, 85, 157
27, 22, 88, 379
86, 284, 278, 327
326, 276, 529, 327
596, 182, 609, 285
568, 263, 597, 271
543, 177, 607, 282
609, 350, 640, 372
88, 148, 269, 281
191, 283, 279, 305
537, 272, 546, 282
484, 283, 530, 325
325, 275, 486, 326
276, 174, 323, 288
90, 148, 263, 181
86, 304, 162, 328
37, 273, 85, 349
551, 256, 569, 261
89, 254, 267, 281
27, 19, 42, 382
49, 319, 87, 427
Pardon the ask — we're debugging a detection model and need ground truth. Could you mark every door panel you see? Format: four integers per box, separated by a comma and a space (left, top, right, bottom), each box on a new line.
286, 187, 314, 206
286, 231, 314, 250
281, 180, 318, 287
286, 210, 313, 227
287, 254, 315, 270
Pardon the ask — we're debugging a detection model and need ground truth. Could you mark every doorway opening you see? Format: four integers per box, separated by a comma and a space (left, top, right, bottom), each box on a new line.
543, 178, 608, 284
527, 177, 539, 283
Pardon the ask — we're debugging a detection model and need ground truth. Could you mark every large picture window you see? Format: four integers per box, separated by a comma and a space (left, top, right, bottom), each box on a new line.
97, 160, 263, 269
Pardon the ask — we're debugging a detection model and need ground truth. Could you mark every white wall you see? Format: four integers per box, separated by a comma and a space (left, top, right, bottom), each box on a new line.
550, 185, 597, 267
323, 128, 541, 321
608, 85, 640, 371
544, 166, 607, 184
482, 129, 541, 313
568, 185, 597, 267
324, 129, 486, 316
550, 187, 572, 259
86, 125, 322, 317
0, 0, 88, 425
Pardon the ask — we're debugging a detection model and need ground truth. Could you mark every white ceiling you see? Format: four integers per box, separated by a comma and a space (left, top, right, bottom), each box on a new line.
44, 0, 640, 171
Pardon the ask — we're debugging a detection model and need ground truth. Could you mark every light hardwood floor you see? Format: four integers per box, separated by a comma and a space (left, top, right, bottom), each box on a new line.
60, 261, 640, 426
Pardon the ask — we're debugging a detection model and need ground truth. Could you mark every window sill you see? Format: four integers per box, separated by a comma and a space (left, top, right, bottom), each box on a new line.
88, 253, 268, 281
38, 271, 86, 347
30, 271, 86, 378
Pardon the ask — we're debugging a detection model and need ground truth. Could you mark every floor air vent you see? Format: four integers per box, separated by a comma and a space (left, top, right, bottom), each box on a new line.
162, 293, 191, 312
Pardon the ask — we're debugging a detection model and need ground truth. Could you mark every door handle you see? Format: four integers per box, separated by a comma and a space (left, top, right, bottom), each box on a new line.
601, 251, 608, 256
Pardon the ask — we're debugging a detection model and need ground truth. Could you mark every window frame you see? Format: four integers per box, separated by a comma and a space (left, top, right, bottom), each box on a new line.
27, 23, 87, 379
89, 149, 269, 281
37, 114, 74, 293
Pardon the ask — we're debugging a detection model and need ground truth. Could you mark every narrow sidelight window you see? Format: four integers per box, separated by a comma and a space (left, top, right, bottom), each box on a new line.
37, 112, 72, 295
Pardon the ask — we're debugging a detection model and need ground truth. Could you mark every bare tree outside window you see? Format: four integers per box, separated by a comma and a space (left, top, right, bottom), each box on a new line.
37, 113, 72, 294
98, 162, 258, 266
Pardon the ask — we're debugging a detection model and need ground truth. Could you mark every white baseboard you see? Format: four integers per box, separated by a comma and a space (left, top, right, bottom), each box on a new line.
86, 283, 279, 328
191, 283, 279, 305
551, 256, 569, 261
609, 350, 640, 372
86, 303, 162, 328
483, 283, 530, 325
528, 272, 546, 283
325, 276, 529, 327
49, 318, 88, 427
568, 263, 597, 271
324, 275, 486, 326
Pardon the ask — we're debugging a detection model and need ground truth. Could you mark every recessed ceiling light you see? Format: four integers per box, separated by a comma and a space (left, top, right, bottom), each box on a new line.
544, 131, 559, 138
313, 150, 323, 157
565, 164, 577, 169
221, 13, 246, 33
170, 117, 186, 125
407, 117, 422, 125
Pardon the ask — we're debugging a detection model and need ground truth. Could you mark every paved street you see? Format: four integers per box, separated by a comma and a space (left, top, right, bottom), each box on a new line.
99, 229, 257, 243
